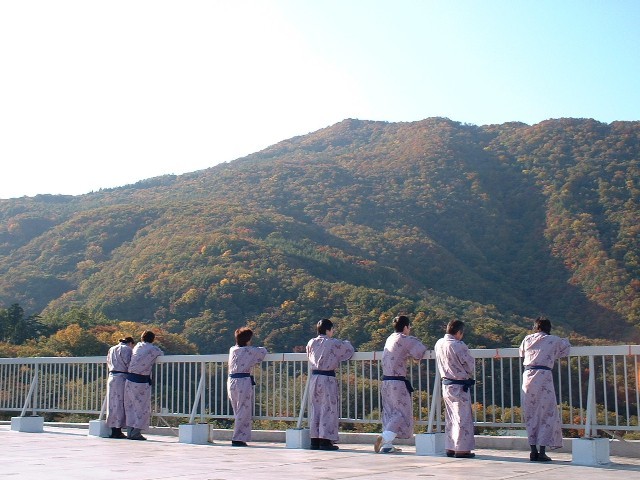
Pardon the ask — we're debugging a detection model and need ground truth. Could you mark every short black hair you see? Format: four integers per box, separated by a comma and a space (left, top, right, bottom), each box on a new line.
393, 315, 410, 332
446, 320, 464, 336
534, 317, 551, 334
120, 336, 135, 345
317, 318, 333, 335
235, 327, 253, 347
141, 330, 155, 343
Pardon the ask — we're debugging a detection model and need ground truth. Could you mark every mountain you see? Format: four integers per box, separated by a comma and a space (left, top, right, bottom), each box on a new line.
0, 117, 638, 354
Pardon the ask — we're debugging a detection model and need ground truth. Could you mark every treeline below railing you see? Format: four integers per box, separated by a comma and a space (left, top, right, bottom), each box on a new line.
1, 346, 639, 436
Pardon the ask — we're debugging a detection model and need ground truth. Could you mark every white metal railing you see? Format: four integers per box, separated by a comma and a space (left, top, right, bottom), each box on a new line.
1, 346, 638, 435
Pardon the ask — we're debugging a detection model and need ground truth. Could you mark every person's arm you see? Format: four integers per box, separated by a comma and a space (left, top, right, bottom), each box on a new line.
337, 339, 355, 361
459, 343, 476, 377
154, 345, 164, 359
557, 338, 571, 358
409, 337, 427, 361
123, 348, 133, 368
255, 346, 268, 363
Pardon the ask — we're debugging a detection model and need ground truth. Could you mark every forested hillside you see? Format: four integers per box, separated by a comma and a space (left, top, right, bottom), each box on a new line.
0, 117, 638, 356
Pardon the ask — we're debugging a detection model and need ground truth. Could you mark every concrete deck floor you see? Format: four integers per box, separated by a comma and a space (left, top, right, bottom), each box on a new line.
1, 425, 639, 480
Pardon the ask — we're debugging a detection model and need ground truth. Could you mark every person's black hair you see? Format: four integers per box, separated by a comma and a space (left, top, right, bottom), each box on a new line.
317, 318, 333, 335
120, 336, 135, 344
393, 315, 410, 333
446, 320, 465, 336
141, 330, 155, 343
235, 327, 253, 347
534, 317, 552, 334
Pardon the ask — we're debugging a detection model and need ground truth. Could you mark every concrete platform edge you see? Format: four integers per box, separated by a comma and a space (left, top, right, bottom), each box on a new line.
1, 421, 636, 458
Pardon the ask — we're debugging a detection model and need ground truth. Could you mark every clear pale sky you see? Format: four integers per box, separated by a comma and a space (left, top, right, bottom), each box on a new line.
1, 1, 638, 199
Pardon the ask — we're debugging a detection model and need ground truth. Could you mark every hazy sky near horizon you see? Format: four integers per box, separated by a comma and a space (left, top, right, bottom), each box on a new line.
1, 0, 638, 199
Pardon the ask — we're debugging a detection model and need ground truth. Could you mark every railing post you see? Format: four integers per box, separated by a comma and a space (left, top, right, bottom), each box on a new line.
88, 394, 111, 437
296, 362, 311, 429
179, 361, 210, 444
188, 362, 207, 424
426, 368, 441, 432
199, 361, 206, 423
416, 361, 445, 455
436, 386, 442, 430
584, 356, 596, 438
20, 363, 39, 417
98, 395, 107, 421
572, 354, 610, 465
286, 360, 311, 449
12, 363, 44, 432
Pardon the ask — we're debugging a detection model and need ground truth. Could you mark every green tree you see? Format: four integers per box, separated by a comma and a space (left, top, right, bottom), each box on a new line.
0, 303, 47, 344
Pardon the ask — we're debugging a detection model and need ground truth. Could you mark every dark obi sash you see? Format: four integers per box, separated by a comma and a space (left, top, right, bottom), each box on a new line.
109, 370, 127, 375
524, 365, 552, 371
312, 370, 336, 377
126, 372, 152, 385
382, 375, 414, 394
229, 372, 256, 386
442, 378, 476, 392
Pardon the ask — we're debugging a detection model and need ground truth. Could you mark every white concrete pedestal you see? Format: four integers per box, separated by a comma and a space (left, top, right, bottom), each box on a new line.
11, 416, 44, 433
572, 437, 610, 465
179, 423, 210, 444
286, 428, 310, 449
88, 419, 111, 437
415, 433, 446, 456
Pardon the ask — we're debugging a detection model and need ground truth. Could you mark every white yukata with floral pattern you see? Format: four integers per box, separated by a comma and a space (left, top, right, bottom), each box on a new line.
106, 341, 133, 428
435, 333, 476, 452
520, 332, 571, 448
124, 342, 163, 430
381, 333, 427, 439
306, 335, 355, 441
227, 345, 268, 442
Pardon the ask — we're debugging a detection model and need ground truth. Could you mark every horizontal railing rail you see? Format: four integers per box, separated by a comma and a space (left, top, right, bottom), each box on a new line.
1, 345, 638, 434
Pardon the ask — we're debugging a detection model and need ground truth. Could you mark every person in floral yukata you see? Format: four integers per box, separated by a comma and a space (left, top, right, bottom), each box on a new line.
520, 317, 571, 462
434, 320, 476, 458
375, 315, 427, 454
306, 318, 354, 450
227, 327, 268, 446
124, 330, 163, 440
106, 336, 135, 438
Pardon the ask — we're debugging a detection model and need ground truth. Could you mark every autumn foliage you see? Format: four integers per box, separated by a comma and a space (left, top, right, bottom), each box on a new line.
0, 117, 638, 356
